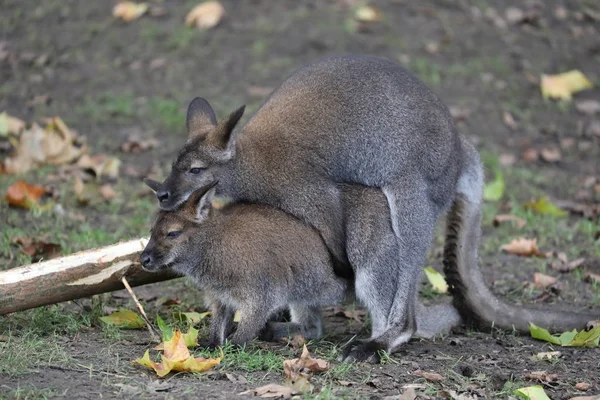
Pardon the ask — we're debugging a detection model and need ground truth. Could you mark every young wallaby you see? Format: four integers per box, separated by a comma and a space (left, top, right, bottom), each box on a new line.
152, 55, 598, 361
140, 180, 347, 347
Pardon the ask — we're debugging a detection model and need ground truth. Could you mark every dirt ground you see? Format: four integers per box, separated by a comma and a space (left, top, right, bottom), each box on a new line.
1, 1, 599, 399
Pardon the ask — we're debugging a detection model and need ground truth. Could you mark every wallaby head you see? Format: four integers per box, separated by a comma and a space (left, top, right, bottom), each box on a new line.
156, 97, 245, 211
140, 180, 218, 272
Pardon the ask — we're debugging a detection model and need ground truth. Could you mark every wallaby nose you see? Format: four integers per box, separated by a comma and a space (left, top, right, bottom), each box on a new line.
156, 189, 170, 203
140, 253, 152, 268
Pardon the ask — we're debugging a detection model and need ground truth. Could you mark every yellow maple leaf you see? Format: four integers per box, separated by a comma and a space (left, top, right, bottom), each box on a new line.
185, 1, 225, 30
540, 70, 593, 101
136, 330, 222, 377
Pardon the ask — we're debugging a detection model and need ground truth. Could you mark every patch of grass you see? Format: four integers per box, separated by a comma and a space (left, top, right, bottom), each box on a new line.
0, 332, 72, 376
145, 98, 186, 133
74, 92, 135, 124
196, 343, 288, 373
1, 305, 92, 337
1, 386, 67, 400
408, 57, 443, 86
166, 26, 196, 51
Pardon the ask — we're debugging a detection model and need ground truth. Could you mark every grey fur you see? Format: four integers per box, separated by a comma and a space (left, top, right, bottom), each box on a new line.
140, 182, 347, 347
153, 55, 598, 361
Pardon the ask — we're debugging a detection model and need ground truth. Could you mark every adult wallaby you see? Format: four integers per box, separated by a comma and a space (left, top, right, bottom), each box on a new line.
153, 55, 598, 361
140, 180, 347, 346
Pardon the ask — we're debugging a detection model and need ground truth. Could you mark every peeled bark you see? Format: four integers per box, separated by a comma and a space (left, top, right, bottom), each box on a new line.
0, 238, 179, 315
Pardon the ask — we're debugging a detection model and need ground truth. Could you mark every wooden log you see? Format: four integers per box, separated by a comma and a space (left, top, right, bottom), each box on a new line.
0, 237, 179, 315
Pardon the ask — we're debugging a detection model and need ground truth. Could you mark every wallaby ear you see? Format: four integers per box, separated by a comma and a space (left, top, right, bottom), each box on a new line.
186, 97, 217, 139
207, 105, 246, 149
181, 180, 219, 221
143, 178, 162, 193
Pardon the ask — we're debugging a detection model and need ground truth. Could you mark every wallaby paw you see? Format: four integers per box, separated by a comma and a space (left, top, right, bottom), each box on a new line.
339, 341, 383, 364
198, 341, 220, 351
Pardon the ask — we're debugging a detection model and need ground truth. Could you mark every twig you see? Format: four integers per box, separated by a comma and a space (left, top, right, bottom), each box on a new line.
121, 276, 161, 343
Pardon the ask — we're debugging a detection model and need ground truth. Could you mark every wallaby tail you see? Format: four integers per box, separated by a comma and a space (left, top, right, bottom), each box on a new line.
443, 138, 599, 333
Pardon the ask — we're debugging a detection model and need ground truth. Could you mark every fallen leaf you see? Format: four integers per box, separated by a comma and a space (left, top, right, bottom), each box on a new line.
413, 370, 445, 382
383, 387, 417, 400
100, 309, 145, 329
225, 373, 248, 384
185, 1, 225, 30
423, 267, 448, 294
501, 238, 545, 258
505, 7, 525, 24
499, 153, 516, 167
3, 118, 87, 174
539, 147, 561, 163
156, 315, 173, 341
0, 112, 25, 137
541, 70, 593, 101
136, 330, 222, 377
233, 310, 241, 323
515, 385, 551, 400
483, 171, 505, 202
100, 184, 117, 201
449, 106, 470, 123
285, 374, 314, 394
73, 176, 100, 206
576, 100, 600, 115
523, 148, 539, 162
355, 5, 382, 22
172, 311, 211, 325
120, 133, 159, 153
493, 214, 526, 228
5, 180, 47, 209
575, 382, 591, 391
584, 272, 600, 285
587, 321, 600, 330
113, 2, 148, 22
529, 323, 600, 347
284, 344, 329, 383
280, 334, 306, 349
551, 257, 585, 273
569, 396, 600, 400
77, 154, 121, 179
12, 237, 61, 261
533, 273, 559, 290
532, 351, 561, 361
525, 371, 558, 383
239, 384, 299, 399
525, 197, 568, 217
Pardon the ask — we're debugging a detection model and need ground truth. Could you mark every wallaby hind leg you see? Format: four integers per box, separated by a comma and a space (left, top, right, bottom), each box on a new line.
262, 306, 324, 341
342, 181, 437, 363
205, 299, 235, 348
228, 305, 273, 346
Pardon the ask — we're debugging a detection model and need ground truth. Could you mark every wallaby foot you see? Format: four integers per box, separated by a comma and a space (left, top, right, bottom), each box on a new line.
261, 306, 324, 341
340, 340, 384, 363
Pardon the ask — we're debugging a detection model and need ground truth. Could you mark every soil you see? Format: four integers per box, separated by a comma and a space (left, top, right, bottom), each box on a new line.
1, 1, 599, 399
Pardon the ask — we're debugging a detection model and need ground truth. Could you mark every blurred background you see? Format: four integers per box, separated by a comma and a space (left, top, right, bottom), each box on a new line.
1, 1, 599, 398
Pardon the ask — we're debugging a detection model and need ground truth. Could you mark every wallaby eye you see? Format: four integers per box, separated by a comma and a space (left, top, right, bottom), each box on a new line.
189, 167, 204, 175
167, 231, 182, 238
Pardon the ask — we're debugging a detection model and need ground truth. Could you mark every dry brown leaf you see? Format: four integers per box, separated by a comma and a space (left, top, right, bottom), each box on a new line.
523, 148, 539, 162
5, 180, 47, 209
355, 5, 382, 22
575, 382, 591, 391
493, 214, 526, 228
413, 370, 445, 382
449, 106, 470, 123
225, 373, 248, 384
502, 111, 518, 130
120, 133, 159, 153
583, 272, 600, 284
239, 384, 299, 399
77, 154, 121, 179
12, 237, 61, 261
525, 370, 558, 383
551, 256, 585, 273
0, 112, 25, 136
280, 334, 306, 349
383, 387, 417, 400
284, 344, 329, 385
540, 147, 561, 162
569, 396, 600, 400
113, 2, 148, 22
533, 273, 559, 290
499, 153, 516, 167
4, 118, 87, 174
185, 1, 225, 30
100, 184, 117, 202
500, 238, 546, 258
